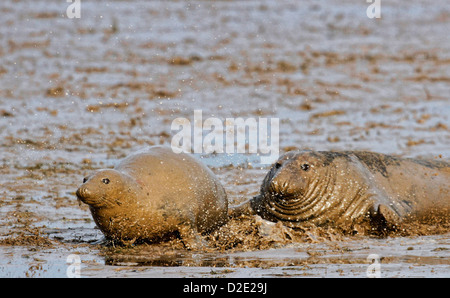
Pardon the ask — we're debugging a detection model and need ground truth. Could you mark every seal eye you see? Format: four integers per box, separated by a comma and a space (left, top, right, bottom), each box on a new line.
102, 178, 110, 185
275, 162, 282, 169
301, 164, 310, 171
83, 177, 88, 183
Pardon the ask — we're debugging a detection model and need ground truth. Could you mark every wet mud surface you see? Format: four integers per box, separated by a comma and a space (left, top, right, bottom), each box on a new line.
0, 0, 449, 277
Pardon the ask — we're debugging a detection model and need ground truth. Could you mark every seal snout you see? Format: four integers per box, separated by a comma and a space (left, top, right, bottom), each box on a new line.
76, 183, 105, 208
268, 168, 302, 197
269, 178, 288, 195
76, 185, 90, 202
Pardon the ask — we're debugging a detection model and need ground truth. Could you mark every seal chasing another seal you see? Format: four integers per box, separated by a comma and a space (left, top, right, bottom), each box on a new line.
239, 150, 449, 234
76, 146, 228, 245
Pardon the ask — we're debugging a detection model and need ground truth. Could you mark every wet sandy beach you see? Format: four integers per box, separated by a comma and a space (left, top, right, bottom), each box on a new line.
0, 0, 449, 278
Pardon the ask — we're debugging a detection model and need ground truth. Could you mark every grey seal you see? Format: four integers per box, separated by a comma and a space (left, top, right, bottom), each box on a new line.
237, 150, 449, 234
76, 146, 228, 245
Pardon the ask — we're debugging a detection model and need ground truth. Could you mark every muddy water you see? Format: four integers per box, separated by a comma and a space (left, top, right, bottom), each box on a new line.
0, 0, 449, 277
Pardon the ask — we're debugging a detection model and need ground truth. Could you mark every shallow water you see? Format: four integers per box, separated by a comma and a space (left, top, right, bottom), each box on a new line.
1, 232, 449, 278
0, 0, 449, 278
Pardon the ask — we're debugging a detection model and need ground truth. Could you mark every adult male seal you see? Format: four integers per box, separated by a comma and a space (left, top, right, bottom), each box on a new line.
243, 150, 449, 234
76, 146, 228, 245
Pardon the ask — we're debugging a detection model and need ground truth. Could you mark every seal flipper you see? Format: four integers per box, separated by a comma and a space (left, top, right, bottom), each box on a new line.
377, 204, 401, 226
369, 203, 401, 235
228, 198, 256, 218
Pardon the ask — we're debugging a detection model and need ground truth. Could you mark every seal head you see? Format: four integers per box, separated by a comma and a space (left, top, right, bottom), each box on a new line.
252, 151, 349, 225
76, 169, 138, 209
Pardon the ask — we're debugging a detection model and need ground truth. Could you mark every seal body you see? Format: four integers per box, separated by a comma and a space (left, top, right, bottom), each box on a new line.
250, 150, 449, 233
76, 146, 228, 243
